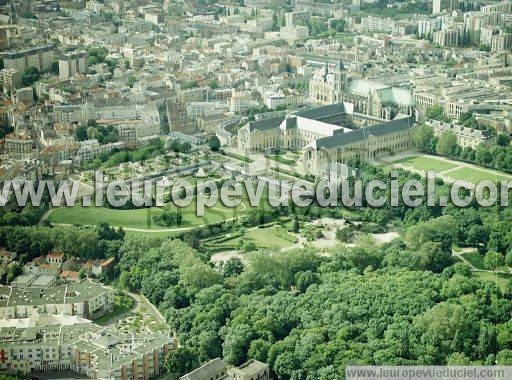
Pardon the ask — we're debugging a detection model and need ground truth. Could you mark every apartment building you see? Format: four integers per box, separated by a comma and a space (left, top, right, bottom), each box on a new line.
242, 18, 274, 34
58, 50, 88, 80
427, 119, 489, 149
177, 86, 209, 103
491, 32, 512, 52
0, 280, 115, 319
481, 1, 512, 13
3, 133, 34, 157
360, 16, 397, 32
75, 139, 125, 161
433, 28, 459, 46
1, 45, 55, 72
264, 90, 299, 110
0, 69, 22, 92
433, 0, 458, 14
0, 319, 177, 379
279, 25, 309, 44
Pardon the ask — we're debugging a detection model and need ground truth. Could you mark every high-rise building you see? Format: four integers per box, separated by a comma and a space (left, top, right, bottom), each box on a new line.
58, 50, 88, 80
491, 32, 512, 52
432, 0, 458, 14
1, 45, 55, 72
433, 28, 460, 46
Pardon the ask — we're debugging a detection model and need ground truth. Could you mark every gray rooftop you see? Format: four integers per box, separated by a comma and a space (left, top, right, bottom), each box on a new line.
314, 117, 413, 150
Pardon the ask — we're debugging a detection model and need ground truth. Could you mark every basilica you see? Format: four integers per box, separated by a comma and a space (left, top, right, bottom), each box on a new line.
309, 60, 416, 121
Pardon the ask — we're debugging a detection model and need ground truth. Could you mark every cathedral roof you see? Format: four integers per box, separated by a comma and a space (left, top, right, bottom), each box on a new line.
313, 116, 414, 151
247, 115, 285, 132
293, 103, 347, 120
347, 79, 415, 106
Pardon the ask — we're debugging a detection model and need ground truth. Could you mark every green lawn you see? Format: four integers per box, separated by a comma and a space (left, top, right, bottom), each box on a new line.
202, 225, 297, 251
472, 271, 511, 292
265, 152, 297, 166
49, 187, 272, 230
394, 156, 457, 172
93, 294, 134, 325
444, 166, 512, 184
461, 251, 485, 270
223, 151, 253, 163
245, 227, 297, 250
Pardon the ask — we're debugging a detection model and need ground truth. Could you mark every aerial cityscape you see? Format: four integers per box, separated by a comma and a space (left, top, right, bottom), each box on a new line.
1, 0, 512, 379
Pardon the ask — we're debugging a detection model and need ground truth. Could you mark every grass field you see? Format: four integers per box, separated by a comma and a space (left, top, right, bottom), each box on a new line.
472, 271, 511, 292
461, 251, 485, 270
445, 167, 512, 184
204, 226, 297, 251
244, 227, 297, 250
49, 188, 272, 230
394, 156, 457, 172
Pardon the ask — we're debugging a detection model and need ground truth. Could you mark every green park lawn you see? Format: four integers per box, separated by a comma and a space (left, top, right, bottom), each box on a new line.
472, 271, 512, 292
444, 166, 512, 184
49, 188, 272, 230
205, 226, 297, 251
244, 227, 297, 250
461, 251, 485, 270
394, 156, 457, 172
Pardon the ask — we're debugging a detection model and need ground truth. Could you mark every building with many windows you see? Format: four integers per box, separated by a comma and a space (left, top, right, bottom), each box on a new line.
1, 45, 55, 72
0, 280, 115, 319
237, 103, 414, 175
58, 50, 88, 80
309, 61, 415, 120
0, 317, 176, 379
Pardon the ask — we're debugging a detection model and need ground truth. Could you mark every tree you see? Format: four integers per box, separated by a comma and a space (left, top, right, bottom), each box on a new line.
208, 135, 221, 152
50, 60, 59, 75
223, 323, 254, 365
180, 263, 223, 293
242, 241, 257, 252
426, 105, 450, 122
294, 270, 319, 292
21, 67, 40, 87
165, 347, 199, 378
75, 125, 88, 141
405, 215, 458, 253
506, 251, 512, 267
475, 145, 492, 166
484, 251, 505, 271
413, 125, 436, 153
335, 226, 355, 243
6, 263, 22, 283
292, 217, 299, 233
496, 134, 510, 147
127, 75, 137, 88
436, 131, 458, 157
78, 268, 87, 280
223, 257, 244, 277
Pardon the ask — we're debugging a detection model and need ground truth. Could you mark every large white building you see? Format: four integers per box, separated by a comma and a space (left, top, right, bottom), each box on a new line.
433, 28, 460, 47
491, 32, 512, 52
237, 103, 415, 175
433, 0, 458, 14
0, 280, 114, 319
0, 318, 176, 379
279, 25, 309, 44
58, 50, 88, 80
